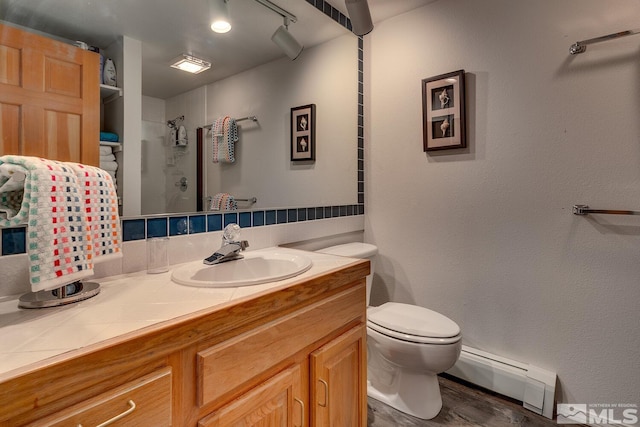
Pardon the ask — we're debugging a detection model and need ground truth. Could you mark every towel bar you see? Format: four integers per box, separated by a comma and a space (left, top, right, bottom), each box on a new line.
569, 28, 640, 54
236, 197, 258, 204
572, 204, 640, 216
202, 116, 258, 131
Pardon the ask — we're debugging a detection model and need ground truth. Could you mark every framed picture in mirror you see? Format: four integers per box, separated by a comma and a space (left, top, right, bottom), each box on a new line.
422, 70, 466, 151
291, 104, 316, 161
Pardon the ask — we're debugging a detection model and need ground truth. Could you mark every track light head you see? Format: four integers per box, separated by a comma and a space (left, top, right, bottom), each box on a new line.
210, 0, 231, 33
345, 0, 373, 36
271, 20, 303, 60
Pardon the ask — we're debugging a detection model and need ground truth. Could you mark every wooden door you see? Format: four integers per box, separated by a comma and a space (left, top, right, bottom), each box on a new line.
198, 364, 305, 427
0, 23, 99, 165
310, 325, 367, 427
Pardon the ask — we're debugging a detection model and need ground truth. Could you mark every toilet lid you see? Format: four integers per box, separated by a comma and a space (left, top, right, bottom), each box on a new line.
367, 302, 460, 338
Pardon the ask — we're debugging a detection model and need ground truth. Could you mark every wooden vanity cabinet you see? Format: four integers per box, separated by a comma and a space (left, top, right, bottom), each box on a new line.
0, 259, 369, 427
200, 323, 367, 427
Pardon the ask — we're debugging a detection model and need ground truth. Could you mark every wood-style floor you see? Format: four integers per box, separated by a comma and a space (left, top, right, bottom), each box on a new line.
367, 375, 560, 427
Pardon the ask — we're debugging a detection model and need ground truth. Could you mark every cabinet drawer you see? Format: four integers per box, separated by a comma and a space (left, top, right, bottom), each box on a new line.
28, 367, 172, 427
198, 284, 364, 407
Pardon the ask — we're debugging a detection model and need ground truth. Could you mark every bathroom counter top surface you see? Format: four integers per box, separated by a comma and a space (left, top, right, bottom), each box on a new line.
0, 247, 364, 379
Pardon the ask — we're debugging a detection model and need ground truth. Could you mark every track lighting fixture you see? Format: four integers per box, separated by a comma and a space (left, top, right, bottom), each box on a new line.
345, 0, 373, 36
210, 0, 231, 33
253, 0, 303, 60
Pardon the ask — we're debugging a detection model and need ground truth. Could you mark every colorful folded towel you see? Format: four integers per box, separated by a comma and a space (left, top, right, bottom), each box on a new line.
0, 155, 121, 292
100, 131, 119, 142
211, 116, 238, 163
209, 193, 237, 211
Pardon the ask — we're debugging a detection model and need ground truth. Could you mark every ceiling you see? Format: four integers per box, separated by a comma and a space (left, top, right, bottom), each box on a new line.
0, 0, 432, 99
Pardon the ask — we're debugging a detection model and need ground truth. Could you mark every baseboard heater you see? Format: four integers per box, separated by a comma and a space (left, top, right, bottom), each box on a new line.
445, 345, 557, 419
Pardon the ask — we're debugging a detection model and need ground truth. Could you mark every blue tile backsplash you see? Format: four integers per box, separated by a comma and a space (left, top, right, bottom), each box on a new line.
1, 227, 26, 255
0, 0, 366, 255
147, 217, 168, 238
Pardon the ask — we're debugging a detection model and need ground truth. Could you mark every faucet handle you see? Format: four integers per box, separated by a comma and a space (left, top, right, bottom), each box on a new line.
222, 223, 241, 243
239, 240, 249, 251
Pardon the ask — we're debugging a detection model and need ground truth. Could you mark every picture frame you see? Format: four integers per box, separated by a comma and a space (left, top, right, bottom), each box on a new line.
422, 70, 466, 151
291, 104, 316, 161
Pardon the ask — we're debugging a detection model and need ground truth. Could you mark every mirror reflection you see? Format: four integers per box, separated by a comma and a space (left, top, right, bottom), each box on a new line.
1, 0, 358, 216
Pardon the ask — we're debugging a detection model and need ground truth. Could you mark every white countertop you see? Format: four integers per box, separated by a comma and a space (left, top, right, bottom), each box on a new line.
0, 247, 358, 377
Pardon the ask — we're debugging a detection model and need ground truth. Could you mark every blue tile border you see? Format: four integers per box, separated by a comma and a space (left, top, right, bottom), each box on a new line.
0, 204, 364, 255
1, 227, 26, 255
169, 216, 188, 236
207, 214, 223, 232
147, 217, 168, 238
189, 215, 206, 234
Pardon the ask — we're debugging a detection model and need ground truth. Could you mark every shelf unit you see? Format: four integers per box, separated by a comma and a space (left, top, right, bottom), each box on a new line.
99, 84, 122, 103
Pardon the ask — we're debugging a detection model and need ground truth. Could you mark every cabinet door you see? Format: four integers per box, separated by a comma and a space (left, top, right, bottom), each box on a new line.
0, 23, 99, 165
310, 325, 367, 427
199, 364, 305, 427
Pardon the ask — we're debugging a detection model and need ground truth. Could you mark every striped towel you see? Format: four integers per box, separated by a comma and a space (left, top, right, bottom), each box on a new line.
64, 162, 121, 268
0, 156, 121, 292
209, 193, 237, 211
211, 116, 238, 163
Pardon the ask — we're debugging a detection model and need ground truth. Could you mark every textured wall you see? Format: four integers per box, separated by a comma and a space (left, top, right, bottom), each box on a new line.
365, 0, 640, 404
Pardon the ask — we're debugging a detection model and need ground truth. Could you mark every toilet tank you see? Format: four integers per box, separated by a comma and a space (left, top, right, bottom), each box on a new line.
315, 243, 377, 306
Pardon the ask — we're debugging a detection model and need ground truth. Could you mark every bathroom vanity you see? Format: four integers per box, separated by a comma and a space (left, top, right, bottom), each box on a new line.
0, 249, 369, 426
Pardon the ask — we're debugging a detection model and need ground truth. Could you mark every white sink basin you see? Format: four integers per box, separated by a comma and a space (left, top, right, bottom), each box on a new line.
171, 250, 313, 287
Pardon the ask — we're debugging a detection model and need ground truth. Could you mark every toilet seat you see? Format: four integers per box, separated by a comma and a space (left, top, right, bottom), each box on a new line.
367, 302, 461, 345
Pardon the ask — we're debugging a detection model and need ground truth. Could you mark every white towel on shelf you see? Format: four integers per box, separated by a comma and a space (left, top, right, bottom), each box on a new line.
99, 146, 113, 156
100, 153, 116, 162
100, 160, 118, 171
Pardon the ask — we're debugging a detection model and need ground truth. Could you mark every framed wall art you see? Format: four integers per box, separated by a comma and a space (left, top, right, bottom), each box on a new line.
422, 70, 466, 151
291, 104, 316, 161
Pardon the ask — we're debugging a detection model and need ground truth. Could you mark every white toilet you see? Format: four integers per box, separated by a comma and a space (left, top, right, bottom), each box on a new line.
316, 242, 462, 420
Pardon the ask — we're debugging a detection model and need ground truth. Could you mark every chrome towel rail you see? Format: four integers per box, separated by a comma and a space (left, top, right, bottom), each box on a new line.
573, 205, 640, 216
201, 116, 258, 131
236, 197, 257, 204
569, 28, 640, 54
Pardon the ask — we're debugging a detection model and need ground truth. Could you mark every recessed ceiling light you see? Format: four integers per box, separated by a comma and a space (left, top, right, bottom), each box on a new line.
170, 54, 212, 74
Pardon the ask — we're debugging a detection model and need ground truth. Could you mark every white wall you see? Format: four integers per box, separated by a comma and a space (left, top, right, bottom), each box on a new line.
365, 0, 640, 405
204, 34, 357, 209
141, 96, 167, 215
164, 88, 206, 213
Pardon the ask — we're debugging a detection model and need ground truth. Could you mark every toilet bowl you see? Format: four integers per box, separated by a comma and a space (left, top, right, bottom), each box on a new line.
316, 242, 462, 420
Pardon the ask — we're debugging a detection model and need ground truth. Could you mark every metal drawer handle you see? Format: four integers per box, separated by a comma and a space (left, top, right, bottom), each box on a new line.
77, 399, 136, 427
318, 379, 329, 408
294, 397, 305, 427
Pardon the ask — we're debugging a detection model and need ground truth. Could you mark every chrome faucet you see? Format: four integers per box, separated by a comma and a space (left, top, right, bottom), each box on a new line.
203, 223, 249, 265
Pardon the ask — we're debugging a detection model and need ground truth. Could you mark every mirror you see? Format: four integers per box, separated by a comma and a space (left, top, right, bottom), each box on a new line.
1, 0, 358, 216
142, 9, 357, 215
152, 33, 357, 215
